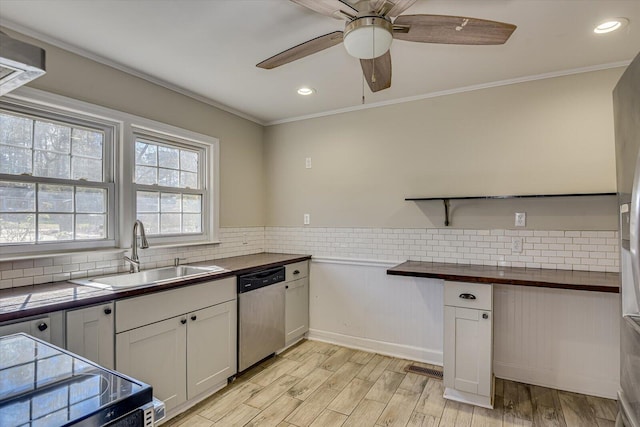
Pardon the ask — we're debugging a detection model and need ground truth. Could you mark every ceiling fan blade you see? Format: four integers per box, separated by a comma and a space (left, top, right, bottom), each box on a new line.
360, 51, 392, 92
371, 0, 417, 17
290, 0, 356, 20
393, 15, 517, 45
257, 31, 344, 69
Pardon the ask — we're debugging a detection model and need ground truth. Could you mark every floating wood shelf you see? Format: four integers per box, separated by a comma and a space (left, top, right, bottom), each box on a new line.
405, 192, 616, 226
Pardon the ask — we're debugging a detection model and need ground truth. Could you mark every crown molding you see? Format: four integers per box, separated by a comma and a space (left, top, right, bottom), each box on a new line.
0, 19, 265, 125
265, 60, 631, 126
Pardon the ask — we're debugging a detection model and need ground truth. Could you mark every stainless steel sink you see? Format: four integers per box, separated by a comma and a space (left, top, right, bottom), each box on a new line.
71, 265, 227, 290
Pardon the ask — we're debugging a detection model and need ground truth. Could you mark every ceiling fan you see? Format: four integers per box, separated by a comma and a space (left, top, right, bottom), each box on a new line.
257, 0, 517, 92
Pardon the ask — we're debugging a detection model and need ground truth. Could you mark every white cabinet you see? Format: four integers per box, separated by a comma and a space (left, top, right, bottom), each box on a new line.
0, 311, 64, 347
443, 281, 494, 409
115, 277, 236, 414
66, 302, 114, 369
285, 261, 309, 346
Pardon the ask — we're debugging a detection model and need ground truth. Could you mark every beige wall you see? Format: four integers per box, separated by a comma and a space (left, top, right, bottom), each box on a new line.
264, 68, 623, 230
3, 28, 265, 227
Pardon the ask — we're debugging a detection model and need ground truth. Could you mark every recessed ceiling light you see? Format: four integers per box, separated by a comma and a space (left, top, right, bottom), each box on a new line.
594, 18, 629, 34
297, 87, 315, 96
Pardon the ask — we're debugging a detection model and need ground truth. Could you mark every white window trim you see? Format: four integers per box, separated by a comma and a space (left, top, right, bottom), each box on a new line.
1, 87, 220, 259
127, 122, 219, 246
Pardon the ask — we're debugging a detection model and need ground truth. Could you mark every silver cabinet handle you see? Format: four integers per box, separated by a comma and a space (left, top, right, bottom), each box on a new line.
459, 293, 476, 300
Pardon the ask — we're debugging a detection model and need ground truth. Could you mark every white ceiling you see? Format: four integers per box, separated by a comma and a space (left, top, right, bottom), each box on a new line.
1, 0, 639, 125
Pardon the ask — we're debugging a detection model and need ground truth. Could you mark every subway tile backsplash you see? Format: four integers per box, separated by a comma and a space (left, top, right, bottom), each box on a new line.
0, 226, 619, 289
0, 227, 265, 289
265, 227, 619, 273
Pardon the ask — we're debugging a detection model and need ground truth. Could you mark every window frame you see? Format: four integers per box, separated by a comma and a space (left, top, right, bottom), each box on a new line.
0, 99, 118, 254
0, 87, 220, 259
130, 125, 217, 245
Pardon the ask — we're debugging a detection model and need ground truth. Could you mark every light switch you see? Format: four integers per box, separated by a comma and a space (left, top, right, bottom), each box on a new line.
304, 214, 310, 225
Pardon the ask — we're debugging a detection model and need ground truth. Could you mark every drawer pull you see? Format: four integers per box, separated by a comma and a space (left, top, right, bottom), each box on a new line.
293, 270, 300, 275
459, 293, 476, 300
191, 315, 197, 321
180, 318, 187, 325
104, 307, 112, 315
37, 322, 48, 332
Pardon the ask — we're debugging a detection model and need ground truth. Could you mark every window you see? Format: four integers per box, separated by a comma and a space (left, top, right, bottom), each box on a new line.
0, 103, 116, 253
132, 130, 215, 243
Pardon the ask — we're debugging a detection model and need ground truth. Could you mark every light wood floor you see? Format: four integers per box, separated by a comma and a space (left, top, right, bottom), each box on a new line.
162, 340, 618, 427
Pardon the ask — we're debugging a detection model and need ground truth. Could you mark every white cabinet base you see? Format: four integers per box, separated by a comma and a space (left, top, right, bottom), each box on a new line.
444, 375, 495, 409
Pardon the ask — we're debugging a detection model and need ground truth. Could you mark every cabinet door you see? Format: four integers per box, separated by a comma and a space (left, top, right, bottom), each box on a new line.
187, 300, 237, 399
116, 315, 187, 412
66, 303, 114, 369
444, 306, 492, 397
285, 277, 309, 345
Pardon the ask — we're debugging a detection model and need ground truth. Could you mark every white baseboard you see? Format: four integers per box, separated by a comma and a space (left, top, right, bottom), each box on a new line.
494, 361, 618, 399
308, 328, 443, 366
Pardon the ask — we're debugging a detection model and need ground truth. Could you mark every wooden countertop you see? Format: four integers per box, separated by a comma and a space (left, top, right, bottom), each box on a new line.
0, 253, 311, 323
387, 261, 620, 293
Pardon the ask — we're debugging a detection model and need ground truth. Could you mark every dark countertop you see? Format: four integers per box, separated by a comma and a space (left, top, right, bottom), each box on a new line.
387, 261, 620, 293
0, 253, 310, 323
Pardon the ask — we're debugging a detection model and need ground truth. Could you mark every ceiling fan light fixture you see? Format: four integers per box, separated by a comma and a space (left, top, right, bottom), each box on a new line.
594, 17, 628, 34
343, 17, 393, 59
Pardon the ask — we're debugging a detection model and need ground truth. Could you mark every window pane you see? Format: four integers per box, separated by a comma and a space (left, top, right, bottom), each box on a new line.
180, 150, 198, 172
76, 214, 106, 240
160, 213, 181, 234
158, 146, 179, 169
0, 146, 32, 175
38, 214, 73, 241
34, 151, 70, 179
137, 191, 159, 213
34, 121, 71, 153
182, 214, 201, 233
161, 193, 181, 212
158, 169, 179, 187
180, 171, 198, 189
72, 157, 102, 181
182, 195, 201, 213
135, 141, 157, 166
76, 188, 106, 213
135, 166, 157, 185
71, 129, 103, 159
0, 113, 33, 147
0, 182, 35, 212
0, 213, 35, 243
39, 185, 73, 212
137, 214, 158, 235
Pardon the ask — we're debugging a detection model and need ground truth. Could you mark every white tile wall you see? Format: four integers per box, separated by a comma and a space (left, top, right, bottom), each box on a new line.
0, 227, 265, 289
265, 227, 620, 273
0, 226, 620, 289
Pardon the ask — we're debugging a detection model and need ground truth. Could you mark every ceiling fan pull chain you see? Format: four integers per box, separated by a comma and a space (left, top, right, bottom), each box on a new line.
362, 73, 365, 104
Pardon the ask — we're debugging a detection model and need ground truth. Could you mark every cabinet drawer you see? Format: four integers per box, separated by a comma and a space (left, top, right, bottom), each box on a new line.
116, 277, 235, 333
286, 261, 309, 281
444, 281, 493, 311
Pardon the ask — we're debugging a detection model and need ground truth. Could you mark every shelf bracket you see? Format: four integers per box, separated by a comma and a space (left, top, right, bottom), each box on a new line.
443, 199, 450, 227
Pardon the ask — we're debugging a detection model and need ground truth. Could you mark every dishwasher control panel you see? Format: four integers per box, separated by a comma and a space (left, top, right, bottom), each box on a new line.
237, 267, 286, 293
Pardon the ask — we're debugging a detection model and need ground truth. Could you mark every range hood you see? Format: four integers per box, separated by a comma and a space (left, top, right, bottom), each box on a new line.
0, 31, 46, 96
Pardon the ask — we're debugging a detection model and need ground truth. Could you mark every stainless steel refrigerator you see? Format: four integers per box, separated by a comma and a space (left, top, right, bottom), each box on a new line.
614, 51, 640, 427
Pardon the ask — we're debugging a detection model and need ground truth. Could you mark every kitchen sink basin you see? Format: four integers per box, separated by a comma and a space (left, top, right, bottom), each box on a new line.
71, 265, 227, 290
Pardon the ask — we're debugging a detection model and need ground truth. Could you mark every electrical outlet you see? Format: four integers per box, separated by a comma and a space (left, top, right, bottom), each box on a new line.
305, 157, 312, 169
512, 237, 523, 253
304, 214, 310, 225
515, 212, 526, 227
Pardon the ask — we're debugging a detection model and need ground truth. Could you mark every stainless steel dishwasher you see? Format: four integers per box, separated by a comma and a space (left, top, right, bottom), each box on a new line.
237, 266, 286, 372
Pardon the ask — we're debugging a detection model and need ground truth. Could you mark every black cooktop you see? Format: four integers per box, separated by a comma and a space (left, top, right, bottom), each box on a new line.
0, 333, 153, 427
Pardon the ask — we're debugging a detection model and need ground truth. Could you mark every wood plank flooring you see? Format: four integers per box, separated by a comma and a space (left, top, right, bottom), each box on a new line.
162, 340, 617, 427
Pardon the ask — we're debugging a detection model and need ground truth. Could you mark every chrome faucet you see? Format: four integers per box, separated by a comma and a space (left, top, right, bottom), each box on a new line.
124, 220, 149, 273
